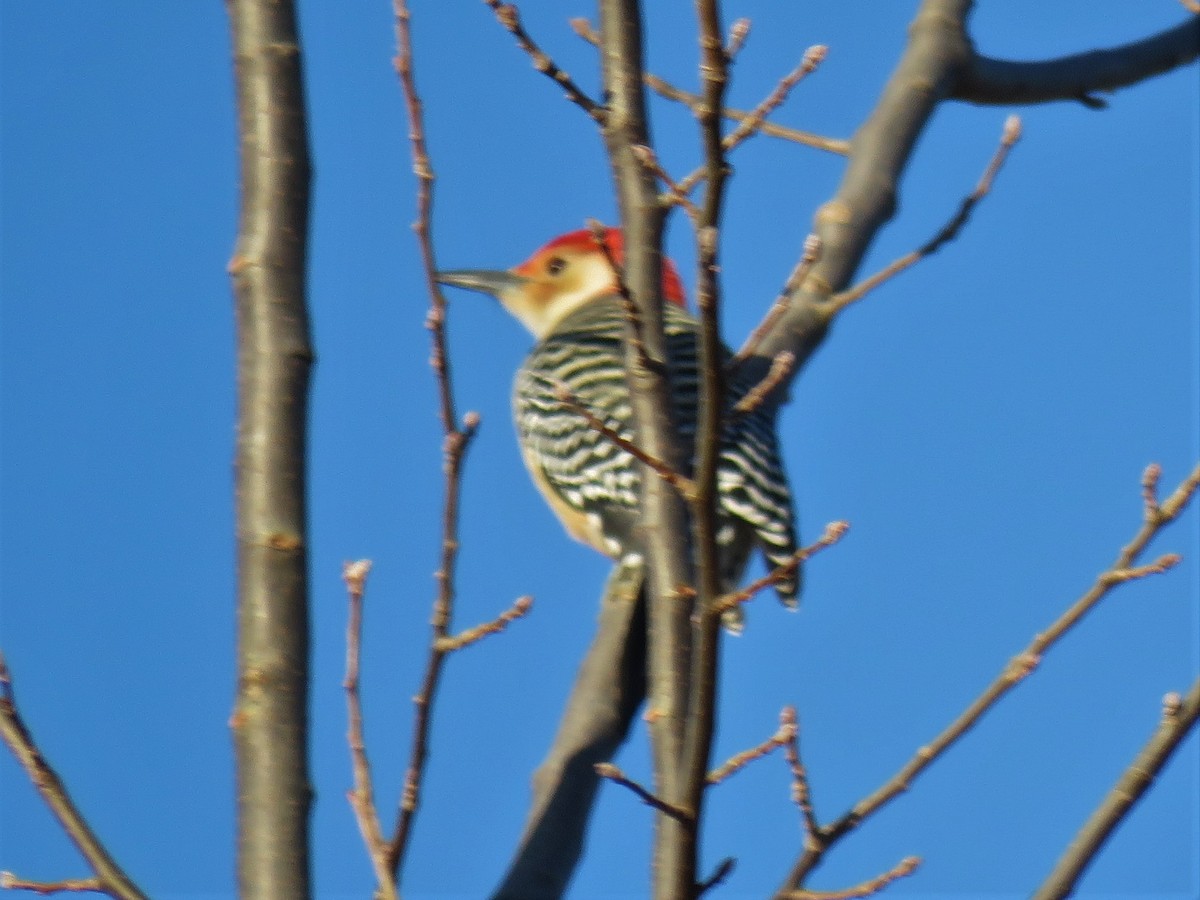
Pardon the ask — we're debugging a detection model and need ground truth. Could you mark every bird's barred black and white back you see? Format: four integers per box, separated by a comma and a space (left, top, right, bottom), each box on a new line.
514, 295, 799, 622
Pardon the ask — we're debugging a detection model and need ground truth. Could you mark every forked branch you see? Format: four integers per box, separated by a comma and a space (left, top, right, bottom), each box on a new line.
570, 16, 849, 154
0, 653, 148, 900
777, 463, 1200, 893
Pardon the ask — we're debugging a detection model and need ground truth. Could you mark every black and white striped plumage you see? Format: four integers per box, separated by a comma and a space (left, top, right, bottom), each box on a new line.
514, 295, 799, 612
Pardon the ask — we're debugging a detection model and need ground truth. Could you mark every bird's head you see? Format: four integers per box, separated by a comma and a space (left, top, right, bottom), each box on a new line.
437, 227, 686, 339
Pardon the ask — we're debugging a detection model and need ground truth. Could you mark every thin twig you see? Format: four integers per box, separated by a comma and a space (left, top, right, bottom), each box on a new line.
675, 45, 829, 198
780, 706, 821, 843
1033, 678, 1200, 899
648, 74, 850, 155
1140, 461, 1162, 515
780, 856, 922, 899
0, 874, 104, 895
0, 653, 149, 900
386, 1, 483, 883
696, 857, 737, 897
341, 561, 398, 900
725, 18, 751, 58
727, 351, 795, 421
830, 115, 1022, 313
594, 763, 694, 823
712, 521, 849, 618
573, 16, 848, 155
729, 234, 822, 370
533, 372, 697, 499
632, 145, 702, 218
707, 707, 796, 785
435, 596, 534, 651
584, 219, 653, 366
485, 1, 604, 123
780, 462, 1200, 891
723, 45, 828, 152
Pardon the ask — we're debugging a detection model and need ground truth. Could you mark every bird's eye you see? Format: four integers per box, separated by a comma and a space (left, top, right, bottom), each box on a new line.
546, 256, 568, 276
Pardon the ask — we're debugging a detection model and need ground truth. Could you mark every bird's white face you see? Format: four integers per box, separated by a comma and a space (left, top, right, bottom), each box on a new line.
502, 245, 618, 339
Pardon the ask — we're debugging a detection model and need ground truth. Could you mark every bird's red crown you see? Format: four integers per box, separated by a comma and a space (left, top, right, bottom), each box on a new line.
515, 227, 687, 307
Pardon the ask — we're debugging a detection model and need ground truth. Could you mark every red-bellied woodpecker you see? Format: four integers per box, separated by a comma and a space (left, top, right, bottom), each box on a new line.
438, 228, 798, 629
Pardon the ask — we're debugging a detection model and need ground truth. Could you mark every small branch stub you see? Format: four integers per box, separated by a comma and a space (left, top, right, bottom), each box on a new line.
781, 856, 922, 900
594, 762, 693, 823
707, 709, 797, 785
435, 596, 534, 651
713, 521, 849, 616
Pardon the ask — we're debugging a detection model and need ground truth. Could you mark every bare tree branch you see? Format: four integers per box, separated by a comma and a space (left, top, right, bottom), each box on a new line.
647, 74, 850, 154
340, 562, 398, 900
706, 708, 796, 786
435, 595, 534, 651
829, 114, 1021, 313
675, 44, 828, 197
726, 351, 795, 421
0, 874, 104, 896
712, 521, 849, 618
781, 707, 821, 844
724, 18, 751, 59
385, 1, 483, 884
571, 17, 849, 154
225, 0, 313, 894
484, 1, 605, 123
474, 2, 1200, 895
0, 654, 148, 900
728, 234, 821, 371
679, 5, 736, 887
597, 4, 697, 898
595, 763, 694, 822
777, 463, 1200, 893
533, 372, 697, 499
494, 562, 647, 900
696, 857, 737, 897
1032, 682, 1200, 899
780, 856, 921, 900
955, 17, 1200, 107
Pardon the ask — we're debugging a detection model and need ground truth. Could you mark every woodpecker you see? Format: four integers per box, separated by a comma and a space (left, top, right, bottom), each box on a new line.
438, 228, 798, 629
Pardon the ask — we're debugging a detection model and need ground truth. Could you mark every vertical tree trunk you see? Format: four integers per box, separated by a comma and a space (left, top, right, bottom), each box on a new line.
226, 1, 314, 897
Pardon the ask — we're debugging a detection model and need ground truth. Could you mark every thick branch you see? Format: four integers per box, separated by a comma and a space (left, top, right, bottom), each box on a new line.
1032, 679, 1200, 899
493, 562, 647, 900
598, 3, 696, 898
955, 17, 1200, 107
226, 1, 314, 896
737, 0, 974, 412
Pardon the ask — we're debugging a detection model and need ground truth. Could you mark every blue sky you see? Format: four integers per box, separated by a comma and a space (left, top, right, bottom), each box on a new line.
1, 3, 1197, 898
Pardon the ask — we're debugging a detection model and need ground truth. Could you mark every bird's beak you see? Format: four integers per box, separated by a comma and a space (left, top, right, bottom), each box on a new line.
435, 269, 529, 299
